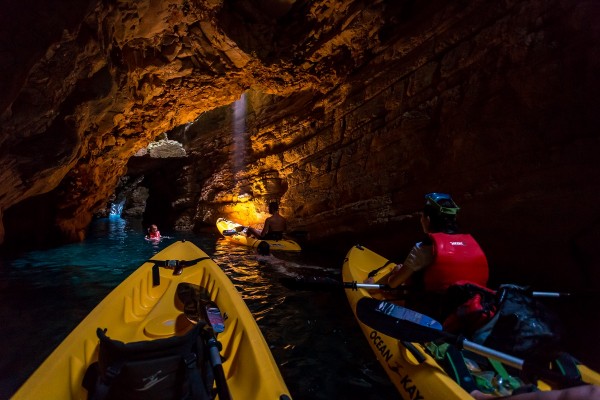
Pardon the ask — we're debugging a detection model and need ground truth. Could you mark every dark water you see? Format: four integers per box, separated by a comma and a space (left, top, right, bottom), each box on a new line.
0, 217, 398, 400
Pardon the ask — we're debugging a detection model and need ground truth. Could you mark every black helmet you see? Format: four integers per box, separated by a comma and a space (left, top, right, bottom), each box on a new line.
424, 193, 460, 216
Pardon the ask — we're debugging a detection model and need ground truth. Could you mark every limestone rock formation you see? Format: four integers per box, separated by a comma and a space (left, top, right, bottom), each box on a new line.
1, 0, 600, 300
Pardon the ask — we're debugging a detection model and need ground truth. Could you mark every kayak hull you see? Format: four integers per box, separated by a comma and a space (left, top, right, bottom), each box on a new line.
13, 240, 291, 400
342, 244, 600, 399
216, 218, 301, 252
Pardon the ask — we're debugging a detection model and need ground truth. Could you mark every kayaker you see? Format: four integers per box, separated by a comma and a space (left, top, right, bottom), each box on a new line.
255, 241, 289, 267
246, 202, 287, 240
368, 193, 489, 316
146, 224, 161, 240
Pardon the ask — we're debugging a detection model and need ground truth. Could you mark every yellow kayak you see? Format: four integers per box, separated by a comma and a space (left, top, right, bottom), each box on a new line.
342, 244, 600, 399
13, 240, 292, 400
216, 218, 301, 252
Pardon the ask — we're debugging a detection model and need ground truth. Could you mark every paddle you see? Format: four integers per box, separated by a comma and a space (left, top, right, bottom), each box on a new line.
355, 298, 581, 386
222, 225, 246, 236
280, 277, 595, 302
279, 276, 392, 291
203, 306, 231, 400
177, 283, 232, 400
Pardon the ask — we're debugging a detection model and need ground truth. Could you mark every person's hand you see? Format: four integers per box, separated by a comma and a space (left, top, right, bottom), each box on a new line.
363, 276, 375, 284
470, 390, 494, 400
391, 264, 403, 274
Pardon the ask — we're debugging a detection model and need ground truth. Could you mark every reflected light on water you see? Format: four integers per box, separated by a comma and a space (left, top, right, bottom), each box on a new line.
213, 239, 284, 321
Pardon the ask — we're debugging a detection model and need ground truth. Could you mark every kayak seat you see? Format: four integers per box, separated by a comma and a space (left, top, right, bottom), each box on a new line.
83, 324, 214, 400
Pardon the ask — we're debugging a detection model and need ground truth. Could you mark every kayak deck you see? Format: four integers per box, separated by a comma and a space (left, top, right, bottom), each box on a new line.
13, 240, 291, 400
216, 217, 301, 252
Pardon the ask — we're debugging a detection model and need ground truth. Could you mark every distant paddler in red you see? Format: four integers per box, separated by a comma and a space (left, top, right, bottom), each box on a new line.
145, 224, 161, 240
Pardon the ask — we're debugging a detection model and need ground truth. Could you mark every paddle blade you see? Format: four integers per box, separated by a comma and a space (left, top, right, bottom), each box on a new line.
206, 305, 225, 333
356, 298, 446, 343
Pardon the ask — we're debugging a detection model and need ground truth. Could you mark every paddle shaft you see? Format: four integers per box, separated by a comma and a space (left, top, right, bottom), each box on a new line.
532, 291, 570, 298
175, 284, 232, 400
344, 282, 389, 290
461, 338, 524, 370
342, 281, 572, 296
207, 337, 231, 400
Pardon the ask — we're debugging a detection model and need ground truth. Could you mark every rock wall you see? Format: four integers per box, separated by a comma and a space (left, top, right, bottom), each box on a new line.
167, 2, 600, 292
1, 0, 599, 295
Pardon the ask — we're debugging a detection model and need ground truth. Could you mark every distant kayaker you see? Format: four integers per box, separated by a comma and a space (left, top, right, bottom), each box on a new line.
146, 224, 161, 240
246, 202, 287, 240
367, 193, 489, 316
255, 242, 292, 268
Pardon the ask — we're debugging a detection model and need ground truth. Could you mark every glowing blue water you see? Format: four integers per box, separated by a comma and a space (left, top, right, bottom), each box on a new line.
109, 200, 125, 216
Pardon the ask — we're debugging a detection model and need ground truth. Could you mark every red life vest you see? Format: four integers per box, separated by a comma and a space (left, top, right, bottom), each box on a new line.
422, 233, 489, 293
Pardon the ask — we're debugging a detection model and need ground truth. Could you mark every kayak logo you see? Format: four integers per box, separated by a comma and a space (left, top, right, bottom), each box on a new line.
369, 331, 393, 363
450, 241, 465, 246
369, 330, 425, 400
400, 374, 425, 400
136, 370, 168, 391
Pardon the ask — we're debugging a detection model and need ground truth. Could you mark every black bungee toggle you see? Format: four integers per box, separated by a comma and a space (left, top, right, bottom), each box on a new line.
150, 257, 210, 286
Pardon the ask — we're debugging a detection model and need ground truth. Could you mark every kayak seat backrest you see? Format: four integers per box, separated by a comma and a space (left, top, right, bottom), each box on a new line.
83, 324, 214, 400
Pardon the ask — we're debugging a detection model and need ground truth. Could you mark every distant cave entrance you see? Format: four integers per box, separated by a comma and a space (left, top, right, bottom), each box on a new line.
140, 167, 182, 231
119, 155, 188, 233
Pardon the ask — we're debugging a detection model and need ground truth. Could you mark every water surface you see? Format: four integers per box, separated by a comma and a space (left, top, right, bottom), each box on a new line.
0, 217, 397, 399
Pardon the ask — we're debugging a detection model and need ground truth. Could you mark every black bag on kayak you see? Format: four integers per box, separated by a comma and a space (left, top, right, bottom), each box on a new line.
473, 284, 563, 362
82, 323, 214, 400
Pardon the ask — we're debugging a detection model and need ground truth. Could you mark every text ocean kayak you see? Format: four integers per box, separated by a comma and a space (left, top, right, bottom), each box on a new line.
216, 218, 301, 252
13, 240, 292, 400
342, 244, 600, 399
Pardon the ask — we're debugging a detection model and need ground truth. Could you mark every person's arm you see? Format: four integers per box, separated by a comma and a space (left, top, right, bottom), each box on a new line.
471, 385, 600, 400
387, 263, 414, 288
261, 217, 272, 238
388, 242, 434, 288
